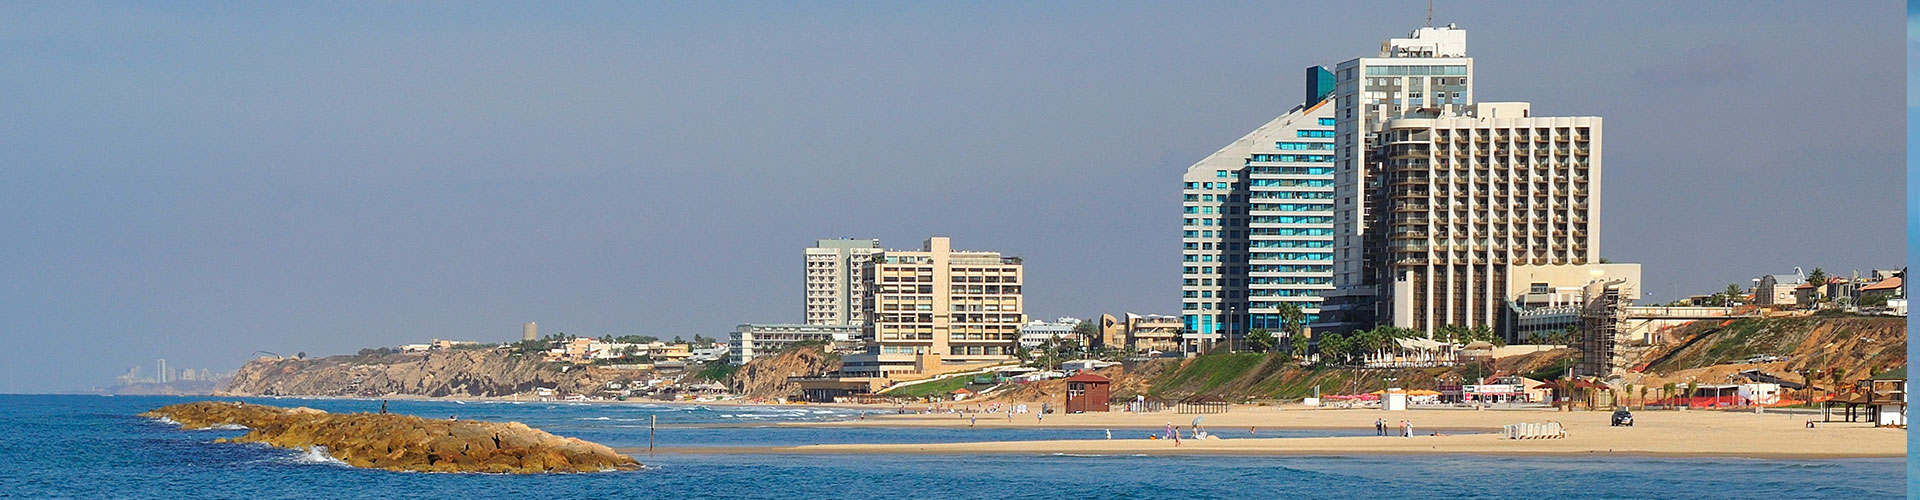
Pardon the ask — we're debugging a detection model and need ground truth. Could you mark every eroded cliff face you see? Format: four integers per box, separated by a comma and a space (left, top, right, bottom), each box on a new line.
727, 346, 840, 400
222, 350, 629, 398
145, 401, 640, 473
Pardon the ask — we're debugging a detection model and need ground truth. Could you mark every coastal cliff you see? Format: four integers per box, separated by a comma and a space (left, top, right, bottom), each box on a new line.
222, 350, 630, 398
727, 345, 841, 400
145, 401, 640, 473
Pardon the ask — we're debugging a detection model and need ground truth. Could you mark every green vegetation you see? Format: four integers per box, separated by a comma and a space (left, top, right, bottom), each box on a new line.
1151, 352, 1268, 394
694, 363, 738, 382
1522, 356, 1577, 381
880, 375, 970, 398
1245, 329, 1277, 353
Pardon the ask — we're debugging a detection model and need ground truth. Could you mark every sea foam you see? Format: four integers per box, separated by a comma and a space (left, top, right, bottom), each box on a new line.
291, 446, 349, 467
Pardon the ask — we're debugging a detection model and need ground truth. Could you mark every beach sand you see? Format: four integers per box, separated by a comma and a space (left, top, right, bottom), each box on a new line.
718, 405, 1906, 458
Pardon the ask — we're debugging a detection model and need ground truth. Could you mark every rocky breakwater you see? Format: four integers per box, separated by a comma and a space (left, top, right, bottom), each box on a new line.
144, 401, 640, 473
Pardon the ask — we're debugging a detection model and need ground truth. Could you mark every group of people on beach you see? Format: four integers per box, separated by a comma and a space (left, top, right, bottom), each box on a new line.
1375, 418, 1414, 437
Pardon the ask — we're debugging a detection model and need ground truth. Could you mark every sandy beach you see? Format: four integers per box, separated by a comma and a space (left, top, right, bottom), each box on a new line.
720, 405, 1906, 459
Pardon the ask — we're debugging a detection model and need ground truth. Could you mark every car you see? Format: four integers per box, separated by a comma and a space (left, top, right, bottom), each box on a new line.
1611, 410, 1633, 427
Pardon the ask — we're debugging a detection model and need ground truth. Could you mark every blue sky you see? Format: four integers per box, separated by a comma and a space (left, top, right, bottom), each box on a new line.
0, 2, 1905, 392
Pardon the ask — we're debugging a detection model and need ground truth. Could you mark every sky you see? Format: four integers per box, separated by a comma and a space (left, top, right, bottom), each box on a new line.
0, 2, 1905, 393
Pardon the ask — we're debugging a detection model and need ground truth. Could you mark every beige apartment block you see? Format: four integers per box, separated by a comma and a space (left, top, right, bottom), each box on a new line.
1376, 102, 1601, 334
840, 237, 1024, 378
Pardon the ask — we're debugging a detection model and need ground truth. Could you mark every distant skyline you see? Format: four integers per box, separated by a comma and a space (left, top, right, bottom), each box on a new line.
1, 3, 1903, 392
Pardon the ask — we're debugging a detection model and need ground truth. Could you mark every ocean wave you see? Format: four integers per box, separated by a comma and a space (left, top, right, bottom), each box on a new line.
290, 446, 349, 467
152, 416, 182, 426
193, 423, 248, 431
580, 417, 612, 421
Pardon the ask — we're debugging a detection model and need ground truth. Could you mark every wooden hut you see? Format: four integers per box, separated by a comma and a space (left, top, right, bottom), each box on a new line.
1063, 373, 1111, 413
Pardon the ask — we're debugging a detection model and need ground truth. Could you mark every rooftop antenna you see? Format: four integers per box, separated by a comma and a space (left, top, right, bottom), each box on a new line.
1426, 0, 1434, 27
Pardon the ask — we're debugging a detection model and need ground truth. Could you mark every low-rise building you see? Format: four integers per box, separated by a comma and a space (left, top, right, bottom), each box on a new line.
730, 323, 859, 365
1754, 273, 1805, 306
1017, 318, 1085, 349
1097, 313, 1182, 353
1869, 367, 1906, 427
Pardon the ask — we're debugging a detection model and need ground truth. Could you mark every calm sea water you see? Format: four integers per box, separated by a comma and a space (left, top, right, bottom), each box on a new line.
0, 395, 1902, 499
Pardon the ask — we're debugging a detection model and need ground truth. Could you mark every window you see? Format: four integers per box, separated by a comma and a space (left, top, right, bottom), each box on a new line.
1297, 130, 1335, 138
1318, 117, 1337, 126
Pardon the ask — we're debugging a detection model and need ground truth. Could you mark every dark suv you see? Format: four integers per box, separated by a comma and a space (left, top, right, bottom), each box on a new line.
1611, 410, 1633, 427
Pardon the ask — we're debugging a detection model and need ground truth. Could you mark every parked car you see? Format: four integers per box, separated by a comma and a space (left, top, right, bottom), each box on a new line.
1611, 410, 1633, 427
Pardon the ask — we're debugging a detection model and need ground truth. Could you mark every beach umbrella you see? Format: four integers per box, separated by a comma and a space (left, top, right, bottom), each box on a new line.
1191, 416, 1205, 428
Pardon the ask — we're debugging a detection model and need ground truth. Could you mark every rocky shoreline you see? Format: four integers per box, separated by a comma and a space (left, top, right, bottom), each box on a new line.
144, 401, 641, 473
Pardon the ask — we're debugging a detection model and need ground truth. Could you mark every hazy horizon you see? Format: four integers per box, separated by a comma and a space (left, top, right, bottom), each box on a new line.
1, 2, 1904, 392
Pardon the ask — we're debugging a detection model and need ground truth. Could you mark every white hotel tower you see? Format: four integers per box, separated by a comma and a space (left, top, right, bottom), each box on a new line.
1317, 25, 1476, 334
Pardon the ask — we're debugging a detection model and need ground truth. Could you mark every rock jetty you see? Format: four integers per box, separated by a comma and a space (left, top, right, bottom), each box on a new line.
145, 401, 641, 473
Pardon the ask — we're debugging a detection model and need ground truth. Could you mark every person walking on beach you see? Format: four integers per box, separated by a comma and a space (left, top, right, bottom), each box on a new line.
1375, 418, 1385, 436
380, 400, 388, 414
1164, 422, 1175, 440
1173, 426, 1182, 447
970, 415, 977, 428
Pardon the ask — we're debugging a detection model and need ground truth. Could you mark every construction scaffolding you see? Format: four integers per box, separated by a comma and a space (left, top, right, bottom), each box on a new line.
1578, 279, 1630, 378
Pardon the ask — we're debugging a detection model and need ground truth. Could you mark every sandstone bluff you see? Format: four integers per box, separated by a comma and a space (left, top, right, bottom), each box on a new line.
144, 401, 641, 473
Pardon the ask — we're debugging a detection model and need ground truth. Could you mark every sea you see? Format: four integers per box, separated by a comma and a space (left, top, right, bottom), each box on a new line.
0, 394, 1903, 499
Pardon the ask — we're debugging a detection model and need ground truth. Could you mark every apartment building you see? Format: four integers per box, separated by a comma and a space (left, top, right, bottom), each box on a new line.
1180, 84, 1338, 349
730, 323, 860, 365
805, 239, 881, 326
840, 237, 1024, 378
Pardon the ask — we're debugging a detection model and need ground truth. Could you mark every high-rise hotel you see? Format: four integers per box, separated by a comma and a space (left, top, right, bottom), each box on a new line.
1374, 102, 1617, 333
1179, 73, 1339, 349
1318, 25, 1476, 335
1193, 24, 1633, 343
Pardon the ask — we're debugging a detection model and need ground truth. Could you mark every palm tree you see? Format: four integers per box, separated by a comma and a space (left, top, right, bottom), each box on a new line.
1723, 284, 1745, 306
1684, 381, 1699, 408
1638, 385, 1649, 410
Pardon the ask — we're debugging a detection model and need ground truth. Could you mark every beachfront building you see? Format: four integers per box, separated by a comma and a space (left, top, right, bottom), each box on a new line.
729, 323, 860, 365
805, 239, 883, 326
1180, 75, 1337, 350
1317, 24, 1477, 336
839, 237, 1025, 378
1017, 318, 1085, 349
1371, 102, 1605, 335
1098, 313, 1183, 353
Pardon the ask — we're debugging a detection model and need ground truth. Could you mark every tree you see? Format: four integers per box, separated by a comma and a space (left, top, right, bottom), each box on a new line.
1275, 302, 1307, 338
1723, 284, 1745, 305
1807, 268, 1828, 288
1291, 333, 1310, 363
1245, 329, 1276, 353
296, 351, 306, 359
1660, 382, 1676, 409
1684, 381, 1699, 408
1638, 385, 1649, 410
1471, 325, 1500, 346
